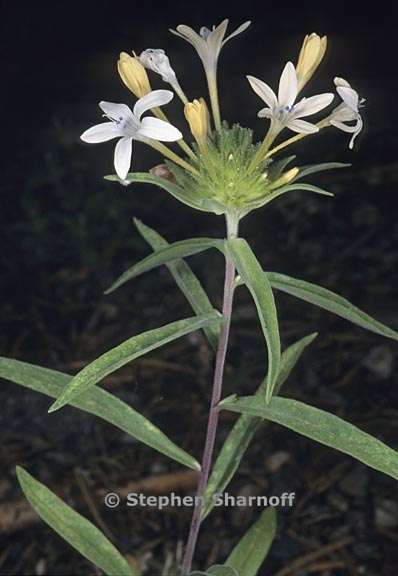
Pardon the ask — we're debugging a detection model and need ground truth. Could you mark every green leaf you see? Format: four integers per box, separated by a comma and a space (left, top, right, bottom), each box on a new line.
221, 396, 398, 480
190, 567, 238, 576
225, 507, 277, 575
105, 172, 217, 213
48, 313, 222, 412
227, 238, 281, 402
242, 182, 333, 215
268, 272, 398, 341
0, 357, 200, 470
16, 467, 134, 576
134, 218, 220, 351
203, 333, 317, 518
294, 162, 350, 180
105, 237, 224, 294
267, 155, 296, 180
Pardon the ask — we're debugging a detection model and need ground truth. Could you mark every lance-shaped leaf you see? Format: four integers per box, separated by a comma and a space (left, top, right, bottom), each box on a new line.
225, 507, 277, 575
294, 162, 350, 181
134, 218, 220, 351
105, 172, 222, 214
49, 313, 222, 412
220, 396, 398, 481
243, 182, 333, 215
0, 357, 200, 470
16, 467, 135, 576
105, 237, 224, 294
226, 238, 280, 402
268, 272, 398, 341
203, 333, 317, 518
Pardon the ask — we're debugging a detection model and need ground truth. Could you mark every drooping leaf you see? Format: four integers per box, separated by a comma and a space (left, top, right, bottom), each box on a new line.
133, 218, 220, 351
0, 357, 200, 470
226, 238, 280, 402
221, 396, 398, 480
203, 333, 317, 518
294, 162, 350, 180
16, 467, 135, 576
105, 237, 224, 294
48, 313, 222, 412
105, 172, 219, 213
225, 507, 277, 575
268, 272, 398, 341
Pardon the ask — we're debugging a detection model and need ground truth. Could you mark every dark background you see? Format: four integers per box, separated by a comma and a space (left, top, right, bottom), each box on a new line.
1, 1, 398, 575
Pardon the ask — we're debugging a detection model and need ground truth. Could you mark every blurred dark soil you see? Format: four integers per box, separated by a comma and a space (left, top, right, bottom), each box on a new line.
1, 1, 398, 574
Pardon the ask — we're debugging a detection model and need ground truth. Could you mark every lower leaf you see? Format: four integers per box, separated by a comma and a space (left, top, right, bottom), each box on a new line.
16, 467, 135, 576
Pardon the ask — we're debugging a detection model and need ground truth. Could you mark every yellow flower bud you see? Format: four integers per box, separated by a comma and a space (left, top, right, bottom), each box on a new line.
296, 33, 327, 92
117, 52, 151, 98
184, 98, 210, 150
269, 167, 299, 190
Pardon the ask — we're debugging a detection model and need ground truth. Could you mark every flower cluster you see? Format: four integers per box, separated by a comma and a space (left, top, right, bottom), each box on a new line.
81, 19, 365, 214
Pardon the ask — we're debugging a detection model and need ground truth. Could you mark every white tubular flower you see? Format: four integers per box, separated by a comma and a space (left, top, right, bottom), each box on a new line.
247, 62, 334, 135
329, 77, 365, 149
80, 90, 182, 180
139, 49, 177, 84
170, 19, 250, 74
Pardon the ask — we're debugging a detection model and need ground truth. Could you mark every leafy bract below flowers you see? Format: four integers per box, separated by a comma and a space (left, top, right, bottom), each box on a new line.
81, 20, 366, 218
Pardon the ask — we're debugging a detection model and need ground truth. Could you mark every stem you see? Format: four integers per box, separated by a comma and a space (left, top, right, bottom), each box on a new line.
181, 214, 238, 575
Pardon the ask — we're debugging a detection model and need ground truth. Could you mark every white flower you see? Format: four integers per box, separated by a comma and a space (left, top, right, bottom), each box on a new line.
247, 61, 334, 135
139, 49, 177, 84
80, 90, 182, 179
170, 19, 251, 74
329, 77, 365, 149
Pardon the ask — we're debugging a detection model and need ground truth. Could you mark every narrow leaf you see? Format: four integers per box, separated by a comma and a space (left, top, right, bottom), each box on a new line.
227, 238, 281, 402
134, 218, 220, 351
105, 172, 217, 213
243, 181, 333, 214
16, 467, 134, 576
49, 313, 222, 412
105, 237, 224, 294
0, 357, 200, 470
203, 334, 317, 518
221, 396, 398, 480
295, 162, 350, 180
267, 155, 296, 180
225, 507, 277, 575
268, 272, 398, 341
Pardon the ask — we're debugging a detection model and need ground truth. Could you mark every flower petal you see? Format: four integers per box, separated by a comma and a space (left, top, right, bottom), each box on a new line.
247, 75, 278, 109
286, 118, 319, 134
133, 90, 174, 119
80, 122, 122, 143
114, 137, 133, 179
334, 76, 351, 88
99, 101, 133, 120
258, 107, 273, 119
336, 86, 359, 111
278, 61, 297, 108
222, 20, 251, 46
329, 119, 357, 133
138, 117, 182, 141
293, 93, 334, 118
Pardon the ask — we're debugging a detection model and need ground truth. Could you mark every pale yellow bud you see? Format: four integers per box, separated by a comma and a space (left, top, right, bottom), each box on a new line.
184, 98, 210, 150
296, 33, 327, 92
269, 167, 299, 190
117, 52, 151, 98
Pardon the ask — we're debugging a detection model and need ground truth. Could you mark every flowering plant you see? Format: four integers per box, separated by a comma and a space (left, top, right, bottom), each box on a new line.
1, 18, 396, 576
